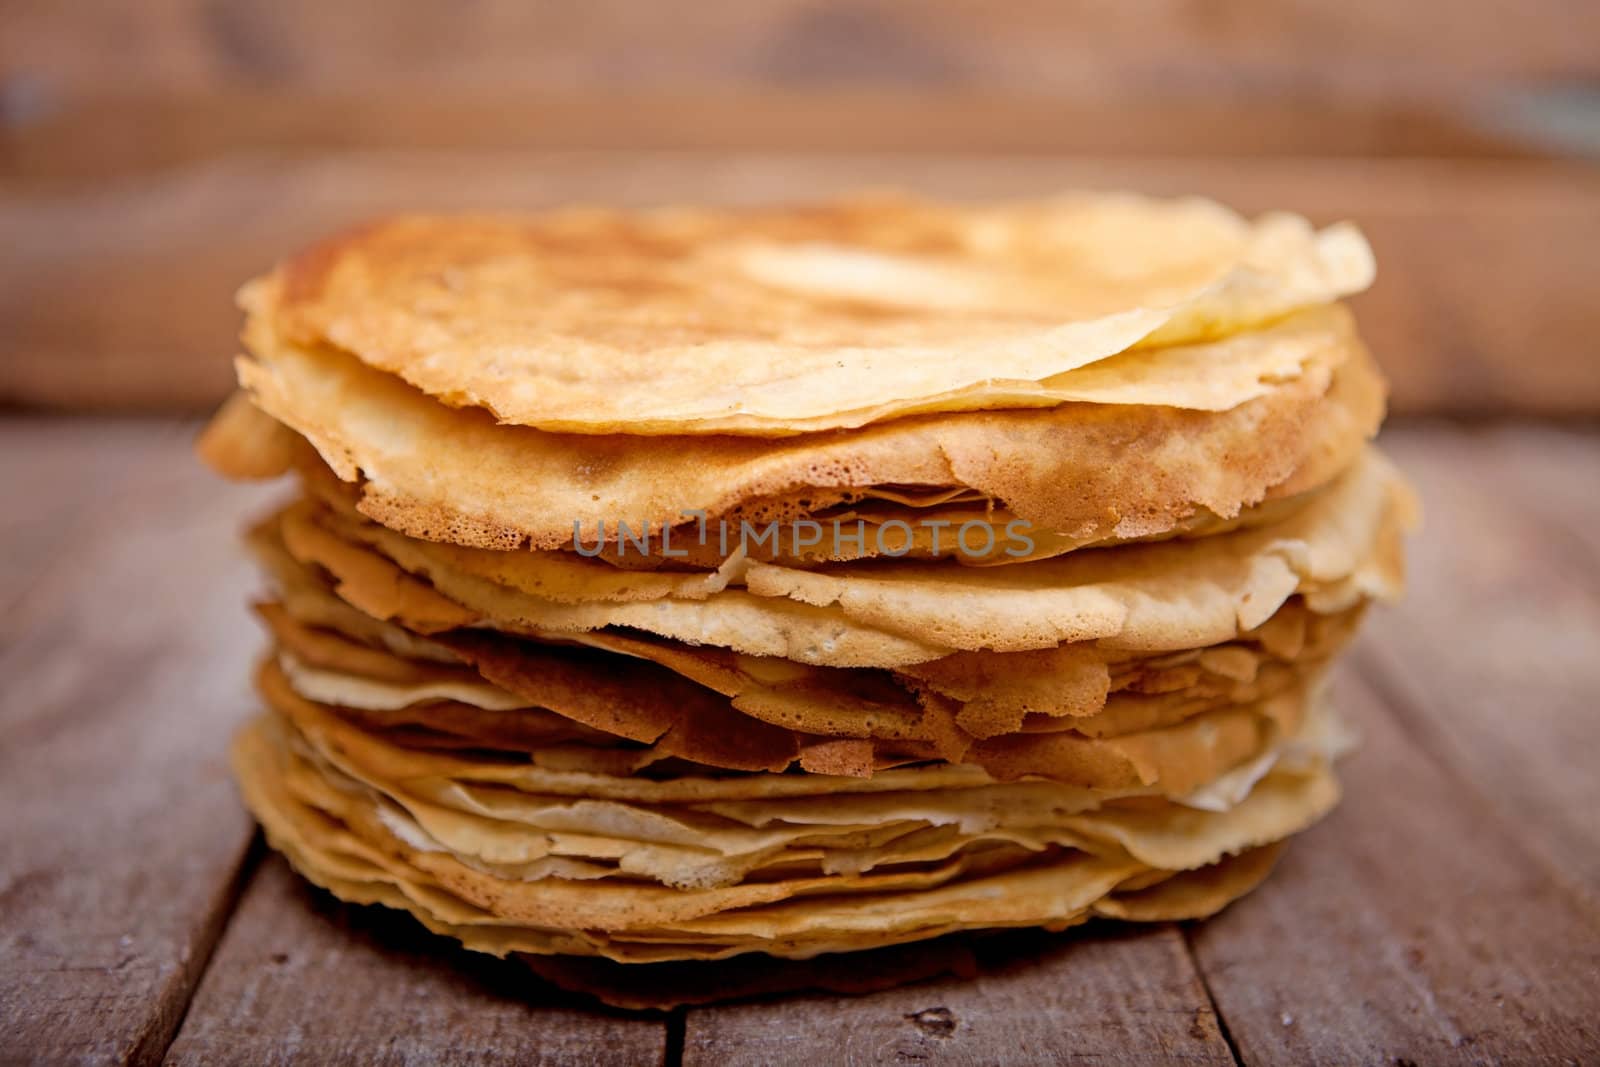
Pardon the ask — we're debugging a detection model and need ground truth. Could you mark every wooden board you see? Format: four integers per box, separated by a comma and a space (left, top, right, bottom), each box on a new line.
1360, 428, 1600, 897
0, 419, 278, 1064
1, 418, 1598, 1063
0, 419, 165, 617
165, 857, 668, 1066
1474, 425, 1600, 575
681, 926, 1235, 1065
3, 154, 1597, 417
1190, 667, 1600, 1065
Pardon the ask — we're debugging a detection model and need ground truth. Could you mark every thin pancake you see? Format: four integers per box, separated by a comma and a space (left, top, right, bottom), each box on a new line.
230, 307, 1385, 551
261, 195, 1373, 436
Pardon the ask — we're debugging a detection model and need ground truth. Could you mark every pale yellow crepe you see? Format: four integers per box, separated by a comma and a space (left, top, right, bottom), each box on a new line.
256, 194, 1372, 435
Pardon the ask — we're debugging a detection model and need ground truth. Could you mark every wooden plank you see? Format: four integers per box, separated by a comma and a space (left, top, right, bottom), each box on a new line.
165, 856, 668, 1066
1188, 665, 1600, 1065
0, 418, 280, 1063
1460, 423, 1600, 573
0, 417, 167, 612
682, 925, 1235, 1065
2, 153, 1597, 417
0, 89, 1546, 188
1360, 425, 1600, 896
5, 0, 1594, 98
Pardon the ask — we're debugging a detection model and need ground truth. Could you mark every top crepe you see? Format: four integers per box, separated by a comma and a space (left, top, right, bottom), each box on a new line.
257, 192, 1374, 436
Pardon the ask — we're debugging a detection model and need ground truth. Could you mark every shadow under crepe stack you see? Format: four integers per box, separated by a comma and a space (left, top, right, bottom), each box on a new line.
199, 192, 1416, 1009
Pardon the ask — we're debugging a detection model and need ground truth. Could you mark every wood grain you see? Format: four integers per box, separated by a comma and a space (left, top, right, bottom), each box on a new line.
1361, 427, 1600, 898
0, 419, 278, 1064
0, 418, 168, 615
681, 925, 1235, 1065
1474, 425, 1600, 575
165, 856, 669, 1066
2, 153, 1597, 417
1188, 666, 1600, 1065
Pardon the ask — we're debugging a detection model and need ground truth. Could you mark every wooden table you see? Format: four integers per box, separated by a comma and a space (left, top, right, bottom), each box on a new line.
1, 417, 1596, 1065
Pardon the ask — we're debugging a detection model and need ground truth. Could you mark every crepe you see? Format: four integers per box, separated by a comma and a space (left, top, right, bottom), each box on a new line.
257, 674, 1346, 878
269, 447, 1410, 667
510, 838, 1285, 1008
227, 295, 1384, 552
255, 515, 1364, 760
256, 194, 1372, 435
278, 422, 1327, 567
231, 685, 1343, 968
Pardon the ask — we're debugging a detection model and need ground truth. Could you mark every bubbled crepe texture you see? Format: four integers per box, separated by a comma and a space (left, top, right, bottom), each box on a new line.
199, 192, 1413, 1008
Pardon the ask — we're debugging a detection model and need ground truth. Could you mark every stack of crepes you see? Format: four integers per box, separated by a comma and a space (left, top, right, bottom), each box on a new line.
199, 193, 1415, 1008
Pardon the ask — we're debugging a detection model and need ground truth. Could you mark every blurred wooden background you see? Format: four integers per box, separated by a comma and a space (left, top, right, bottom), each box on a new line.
2, 0, 1598, 416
